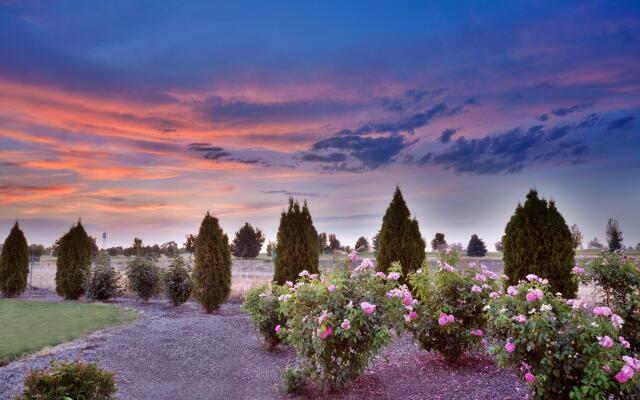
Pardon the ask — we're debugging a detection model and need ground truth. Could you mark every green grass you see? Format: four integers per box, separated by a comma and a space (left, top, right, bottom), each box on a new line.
0, 300, 137, 365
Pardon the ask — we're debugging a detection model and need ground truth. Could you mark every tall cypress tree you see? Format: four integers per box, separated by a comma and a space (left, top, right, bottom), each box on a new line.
376, 187, 426, 278
503, 189, 576, 297
55, 220, 93, 300
193, 212, 232, 313
467, 234, 488, 257
273, 198, 320, 284
0, 222, 30, 297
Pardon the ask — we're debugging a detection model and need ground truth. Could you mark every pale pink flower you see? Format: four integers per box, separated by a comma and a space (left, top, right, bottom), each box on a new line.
403, 293, 413, 306
471, 285, 482, 293
275, 324, 282, 333
611, 314, 624, 328
341, 319, 351, 330
327, 284, 336, 292
525, 372, 536, 383
475, 273, 487, 282
615, 365, 635, 383
489, 291, 499, 299
318, 311, 331, 324
505, 341, 516, 353
619, 336, 631, 349
572, 266, 585, 274
441, 262, 456, 272
376, 271, 386, 278
360, 302, 376, 315
593, 306, 613, 317
357, 258, 374, 270
286, 281, 294, 288
318, 326, 333, 340
603, 364, 611, 373
623, 356, 640, 371
507, 286, 518, 296
597, 335, 614, 348
513, 314, 527, 324
525, 274, 540, 282
387, 272, 401, 281
299, 270, 310, 277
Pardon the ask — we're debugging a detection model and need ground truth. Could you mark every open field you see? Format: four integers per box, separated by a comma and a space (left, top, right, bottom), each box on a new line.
0, 300, 137, 365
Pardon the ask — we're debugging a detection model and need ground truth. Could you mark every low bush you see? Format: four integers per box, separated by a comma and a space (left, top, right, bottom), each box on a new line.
581, 252, 640, 351
243, 283, 289, 349
277, 260, 406, 392
407, 252, 500, 360
86, 252, 121, 301
486, 276, 639, 399
17, 360, 117, 400
163, 256, 193, 306
126, 257, 160, 301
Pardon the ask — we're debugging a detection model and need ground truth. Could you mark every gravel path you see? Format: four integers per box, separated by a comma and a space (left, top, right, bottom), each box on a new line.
1, 290, 529, 400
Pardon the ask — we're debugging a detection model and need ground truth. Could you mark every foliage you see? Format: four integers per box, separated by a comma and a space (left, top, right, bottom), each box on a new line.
606, 218, 624, 252
503, 189, 576, 298
183, 233, 196, 255
589, 237, 604, 249
243, 284, 289, 349
28, 244, 46, 259
495, 239, 504, 252
231, 222, 265, 259
193, 212, 232, 312
376, 187, 426, 279
0, 222, 29, 297
126, 257, 160, 301
55, 221, 94, 300
372, 231, 380, 254
328, 233, 341, 250
407, 257, 500, 360
18, 360, 117, 400
85, 252, 121, 301
431, 233, 447, 252
278, 261, 406, 391
466, 234, 487, 257
582, 252, 640, 351
163, 256, 193, 306
160, 241, 179, 257
354, 236, 370, 252
266, 241, 276, 257
570, 224, 583, 249
273, 198, 320, 284
487, 277, 640, 399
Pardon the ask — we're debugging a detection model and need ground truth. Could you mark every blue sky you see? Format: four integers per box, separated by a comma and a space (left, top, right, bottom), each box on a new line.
0, 0, 639, 249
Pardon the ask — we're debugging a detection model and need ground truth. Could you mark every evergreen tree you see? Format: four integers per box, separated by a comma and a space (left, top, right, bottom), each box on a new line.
372, 231, 380, 254
466, 234, 487, 257
503, 189, 576, 297
0, 222, 30, 297
354, 236, 370, 252
606, 218, 623, 252
431, 233, 447, 251
55, 220, 93, 300
193, 212, 232, 313
273, 198, 320, 284
231, 223, 265, 259
376, 187, 426, 278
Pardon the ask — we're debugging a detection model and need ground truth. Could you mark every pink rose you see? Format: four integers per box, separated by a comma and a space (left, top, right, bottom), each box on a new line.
275, 324, 282, 333
597, 335, 614, 348
507, 286, 518, 296
360, 302, 376, 315
470, 329, 483, 337
327, 284, 336, 292
505, 341, 516, 353
615, 365, 635, 383
593, 306, 612, 317
387, 272, 401, 281
623, 356, 640, 371
525, 372, 536, 383
341, 319, 351, 330
513, 314, 527, 324
319, 326, 333, 340
619, 336, 631, 349
471, 285, 482, 293
489, 292, 499, 299
376, 271, 386, 278
438, 312, 455, 326
611, 314, 624, 328
407, 311, 418, 320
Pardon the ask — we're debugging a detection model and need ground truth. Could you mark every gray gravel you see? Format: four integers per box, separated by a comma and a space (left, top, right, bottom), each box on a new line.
1, 290, 529, 400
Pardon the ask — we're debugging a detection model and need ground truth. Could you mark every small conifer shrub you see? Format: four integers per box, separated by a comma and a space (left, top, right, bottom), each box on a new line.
466, 234, 488, 257
126, 257, 160, 301
55, 221, 93, 300
18, 360, 117, 400
0, 221, 29, 297
503, 189, 576, 297
376, 187, 426, 279
86, 251, 121, 301
163, 256, 193, 306
273, 198, 320, 284
193, 212, 232, 312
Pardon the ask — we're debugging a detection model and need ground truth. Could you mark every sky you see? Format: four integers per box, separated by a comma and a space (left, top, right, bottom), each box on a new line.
1, 0, 639, 250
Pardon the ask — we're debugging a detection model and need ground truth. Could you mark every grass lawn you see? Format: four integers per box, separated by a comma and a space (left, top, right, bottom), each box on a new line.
0, 300, 137, 365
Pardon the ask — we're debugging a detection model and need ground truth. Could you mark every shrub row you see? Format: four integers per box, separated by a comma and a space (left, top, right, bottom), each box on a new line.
245, 252, 640, 398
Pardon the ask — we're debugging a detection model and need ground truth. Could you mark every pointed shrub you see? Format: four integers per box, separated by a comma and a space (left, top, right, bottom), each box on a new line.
376, 187, 425, 278
126, 257, 160, 301
193, 212, 232, 312
466, 234, 488, 257
55, 221, 93, 300
163, 256, 193, 306
0, 221, 29, 297
503, 189, 576, 297
273, 198, 320, 284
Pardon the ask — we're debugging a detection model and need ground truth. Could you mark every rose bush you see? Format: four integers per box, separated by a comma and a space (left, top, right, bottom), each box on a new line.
407, 251, 501, 360
243, 283, 290, 349
486, 275, 639, 399
278, 260, 407, 392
